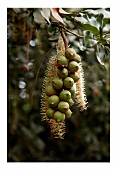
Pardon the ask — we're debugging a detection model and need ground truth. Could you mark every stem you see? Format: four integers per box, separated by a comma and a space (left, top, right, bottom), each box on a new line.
60, 28, 68, 49
61, 26, 83, 38
52, 22, 83, 38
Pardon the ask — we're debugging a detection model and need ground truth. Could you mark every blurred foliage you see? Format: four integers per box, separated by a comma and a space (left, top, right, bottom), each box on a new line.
8, 8, 110, 162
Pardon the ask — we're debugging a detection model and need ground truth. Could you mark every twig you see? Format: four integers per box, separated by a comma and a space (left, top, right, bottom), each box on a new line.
61, 26, 83, 38
51, 22, 83, 38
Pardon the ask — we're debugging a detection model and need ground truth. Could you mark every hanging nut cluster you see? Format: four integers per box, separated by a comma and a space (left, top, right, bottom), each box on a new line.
41, 36, 87, 139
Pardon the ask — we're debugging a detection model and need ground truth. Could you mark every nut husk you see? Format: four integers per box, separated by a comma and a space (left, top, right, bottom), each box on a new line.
60, 90, 71, 101
69, 72, 79, 82
54, 111, 65, 121
69, 85, 76, 96
45, 85, 57, 96
57, 68, 68, 79
52, 77, 63, 90
57, 55, 68, 67
65, 48, 76, 59
58, 101, 69, 113
65, 109, 72, 118
48, 95, 60, 107
46, 108, 55, 118
68, 61, 79, 72
63, 77, 74, 88
73, 54, 81, 63
68, 98, 74, 107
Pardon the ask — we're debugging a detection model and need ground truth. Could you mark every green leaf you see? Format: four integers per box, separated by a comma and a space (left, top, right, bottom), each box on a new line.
74, 19, 100, 35
96, 14, 104, 28
103, 18, 110, 25
103, 24, 110, 32
33, 9, 47, 24
75, 16, 88, 23
27, 14, 35, 27
13, 8, 28, 14
59, 8, 70, 15
77, 41, 86, 51
84, 30, 97, 47
48, 33, 60, 41
40, 8, 50, 23
27, 12, 40, 29
84, 30, 93, 39
84, 8, 110, 18
97, 37, 109, 46
96, 44, 106, 68
75, 12, 108, 36
85, 39, 97, 47
47, 24, 57, 35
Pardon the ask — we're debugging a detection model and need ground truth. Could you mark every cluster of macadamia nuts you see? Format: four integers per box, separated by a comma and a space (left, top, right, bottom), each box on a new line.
45, 48, 81, 122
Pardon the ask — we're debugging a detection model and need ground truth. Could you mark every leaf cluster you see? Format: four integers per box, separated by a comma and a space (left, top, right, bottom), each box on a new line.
13, 8, 110, 68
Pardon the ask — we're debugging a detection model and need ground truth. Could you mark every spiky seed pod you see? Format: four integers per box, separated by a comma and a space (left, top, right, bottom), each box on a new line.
52, 77, 63, 90
60, 90, 71, 101
41, 56, 58, 123
41, 36, 66, 139
68, 61, 79, 72
49, 119, 66, 139
41, 35, 88, 139
68, 98, 74, 107
46, 108, 55, 118
69, 84, 76, 96
54, 111, 65, 122
63, 77, 74, 88
65, 109, 72, 118
75, 62, 88, 111
57, 68, 68, 79
57, 55, 68, 67
58, 101, 69, 113
56, 36, 65, 57
65, 48, 76, 59
71, 54, 81, 63
48, 95, 60, 108
69, 72, 80, 82
45, 85, 57, 96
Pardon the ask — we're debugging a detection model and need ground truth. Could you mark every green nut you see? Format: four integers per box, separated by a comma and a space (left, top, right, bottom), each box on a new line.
69, 85, 76, 96
73, 54, 81, 63
63, 77, 74, 88
58, 101, 69, 113
68, 61, 79, 72
60, 90, 71, 101
54, 111, 65, 121
57, 68, 68, 79
52, 78, 63, 90
46, 108, 55, 118
45, 85, 57, 96
65, 48, 76, 59
57, 55, 68, 67
68, 98, 74, 107
48, 95, 60, 108
69, 72, 79, 82
65, 109, 72, 118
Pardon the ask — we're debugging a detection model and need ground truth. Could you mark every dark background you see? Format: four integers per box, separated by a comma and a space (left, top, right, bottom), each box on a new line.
8, 8, 110, 162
